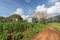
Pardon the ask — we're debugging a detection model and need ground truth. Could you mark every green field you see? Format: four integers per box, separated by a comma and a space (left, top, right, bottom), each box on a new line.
0, 21, 60, 40
48, 22, 60, 31
0, 21, 45, 40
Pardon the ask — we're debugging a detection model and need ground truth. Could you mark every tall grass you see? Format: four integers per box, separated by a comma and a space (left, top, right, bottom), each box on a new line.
48, 22, 60, 31
0, 22, 45, 40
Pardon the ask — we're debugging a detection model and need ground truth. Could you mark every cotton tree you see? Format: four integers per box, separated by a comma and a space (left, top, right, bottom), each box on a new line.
27, 11, 48, 22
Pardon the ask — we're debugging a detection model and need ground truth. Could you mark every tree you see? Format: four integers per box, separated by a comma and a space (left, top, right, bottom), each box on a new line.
32, 17, 38, 23
56, 15, 60, 22
0, 16, 5, 22
6, 14, 23, 22
29, 11, 48, 23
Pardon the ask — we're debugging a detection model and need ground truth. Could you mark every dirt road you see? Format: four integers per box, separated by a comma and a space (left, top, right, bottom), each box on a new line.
31, 25, 60, 40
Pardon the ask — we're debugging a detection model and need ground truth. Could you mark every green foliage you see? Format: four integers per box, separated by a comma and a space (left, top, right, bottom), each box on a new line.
23, 23, 45, 40
0, 16, 5, 22
13, 32, 23, 40
0, 21, 45, 40
48, 22, 60, 31
0, 32, 8, 40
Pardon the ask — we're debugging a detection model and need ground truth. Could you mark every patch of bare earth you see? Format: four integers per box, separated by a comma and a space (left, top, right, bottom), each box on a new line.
31, 25, 60, 40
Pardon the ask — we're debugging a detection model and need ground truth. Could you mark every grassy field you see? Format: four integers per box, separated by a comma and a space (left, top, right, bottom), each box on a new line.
0, 22, 45, 40
0, 21, 60, 40
23, 23, 45, 40
48, 22, 60, 32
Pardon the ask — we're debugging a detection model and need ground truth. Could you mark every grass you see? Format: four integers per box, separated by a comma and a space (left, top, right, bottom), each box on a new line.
23, 23, 45, 40
1, 22, 60, 40
0, 22, 45, 40
48, 22, 60, 31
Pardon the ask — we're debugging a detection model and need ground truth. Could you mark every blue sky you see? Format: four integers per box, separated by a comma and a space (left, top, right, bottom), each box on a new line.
0, 0, 60, 17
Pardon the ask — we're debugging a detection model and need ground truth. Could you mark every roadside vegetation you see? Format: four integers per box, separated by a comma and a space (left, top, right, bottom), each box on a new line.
48, 22, 60, 31
0, 21, 45, 40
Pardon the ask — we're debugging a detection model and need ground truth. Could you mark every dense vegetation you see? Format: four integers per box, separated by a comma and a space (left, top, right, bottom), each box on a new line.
0, 21, 45, 40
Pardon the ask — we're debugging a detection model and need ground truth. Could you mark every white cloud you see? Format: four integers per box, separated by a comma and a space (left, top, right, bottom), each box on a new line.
25, 0, 31, 3
21, 15, 29, 20
35, 4, 47, 12
47, 2, 60, 14
35, 2, 60, 15
12, 8, 29, 20
14, 8, 23, 15
27, 18, 32, 22
21, 15, 32, 22
48, 0, 58, 4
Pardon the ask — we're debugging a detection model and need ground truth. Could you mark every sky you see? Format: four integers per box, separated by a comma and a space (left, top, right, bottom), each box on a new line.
0, 0, 60, 19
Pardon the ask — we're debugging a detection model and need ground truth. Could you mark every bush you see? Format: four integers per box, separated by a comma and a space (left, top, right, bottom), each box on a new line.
13, 32, 23, 40
0, 32, 8, 40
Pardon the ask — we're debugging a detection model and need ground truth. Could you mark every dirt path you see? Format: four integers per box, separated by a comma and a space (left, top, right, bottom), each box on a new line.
31, 25, 60, 40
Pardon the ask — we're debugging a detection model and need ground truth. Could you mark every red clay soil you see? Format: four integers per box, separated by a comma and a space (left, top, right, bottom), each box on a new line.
31, 25, 60, 40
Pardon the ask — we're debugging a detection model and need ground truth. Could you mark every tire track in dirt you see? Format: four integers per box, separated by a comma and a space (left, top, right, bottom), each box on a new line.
31, 25, 60, 40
